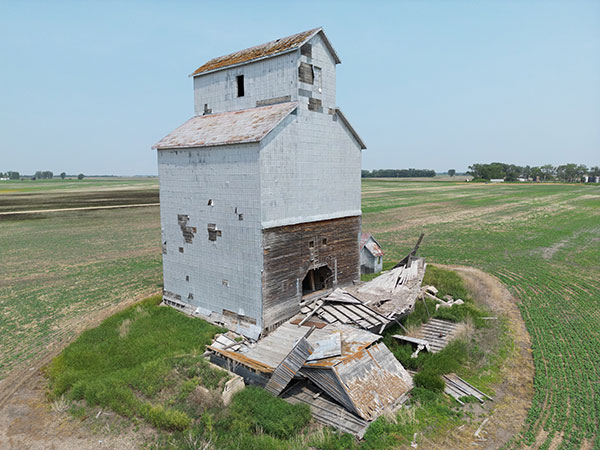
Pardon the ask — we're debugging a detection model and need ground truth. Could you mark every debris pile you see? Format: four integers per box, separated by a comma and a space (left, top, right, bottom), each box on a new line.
205, 234, 492, 436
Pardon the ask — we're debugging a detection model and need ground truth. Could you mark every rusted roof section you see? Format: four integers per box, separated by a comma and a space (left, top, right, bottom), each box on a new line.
153, 102, 297, 150
192, 27, 340, 76
333, 343, 413, 420
360, 232, 384, 257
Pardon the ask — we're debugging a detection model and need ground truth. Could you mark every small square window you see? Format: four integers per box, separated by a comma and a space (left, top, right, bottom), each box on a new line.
179, 247, 184, 253
322, 238, 328, 245
309, 240, 315, 248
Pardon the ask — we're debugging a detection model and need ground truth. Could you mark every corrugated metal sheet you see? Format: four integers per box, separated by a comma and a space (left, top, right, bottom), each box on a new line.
265, 337, 314, 396
334, 343, 413, 420
191, 27, 340, 76
152, 102, 298, 150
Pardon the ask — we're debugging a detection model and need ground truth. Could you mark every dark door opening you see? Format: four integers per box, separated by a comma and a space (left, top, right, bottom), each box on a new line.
302, 265, 333, 295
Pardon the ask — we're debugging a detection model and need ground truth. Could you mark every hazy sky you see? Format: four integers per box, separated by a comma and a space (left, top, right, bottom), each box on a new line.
1, 0, 599, 175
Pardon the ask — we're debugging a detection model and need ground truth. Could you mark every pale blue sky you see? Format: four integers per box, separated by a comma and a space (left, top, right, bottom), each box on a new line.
1, 0, 598, 175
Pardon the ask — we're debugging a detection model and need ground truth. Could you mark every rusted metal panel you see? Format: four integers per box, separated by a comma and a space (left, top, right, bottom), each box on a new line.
152, 102, 298, 150
262, 216, 361, 329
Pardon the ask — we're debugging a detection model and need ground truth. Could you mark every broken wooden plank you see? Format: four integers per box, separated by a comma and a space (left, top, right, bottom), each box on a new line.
265, 328, 315, 396
392, 335, 431, 352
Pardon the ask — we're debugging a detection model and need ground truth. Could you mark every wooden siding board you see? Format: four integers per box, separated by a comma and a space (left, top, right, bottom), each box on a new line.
262, 216, 361, 329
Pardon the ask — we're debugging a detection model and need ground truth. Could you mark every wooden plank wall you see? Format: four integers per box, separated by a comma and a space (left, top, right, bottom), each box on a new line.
262, 216, 360, 329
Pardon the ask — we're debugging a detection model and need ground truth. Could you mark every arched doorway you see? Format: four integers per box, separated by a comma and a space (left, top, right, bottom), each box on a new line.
302, 265, 333, 295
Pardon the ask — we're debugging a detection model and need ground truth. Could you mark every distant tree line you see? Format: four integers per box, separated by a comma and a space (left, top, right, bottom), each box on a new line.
0, 171, 20, 180
1, 171, 85, 180
468, 163, 600, 182
362, 168, 436, 178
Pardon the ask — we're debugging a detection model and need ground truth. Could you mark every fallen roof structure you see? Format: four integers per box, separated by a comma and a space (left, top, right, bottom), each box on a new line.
348, 256, 426, 319
281, 380, 370, 438
207, 320, 413, 425
298, 288, 391, 333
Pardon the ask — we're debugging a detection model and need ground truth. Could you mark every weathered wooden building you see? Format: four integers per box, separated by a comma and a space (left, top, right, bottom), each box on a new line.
154, 28, 366, 339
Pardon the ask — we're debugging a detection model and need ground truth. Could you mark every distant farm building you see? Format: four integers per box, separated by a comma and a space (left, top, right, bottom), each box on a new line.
154, 28, 366, 339
360, 232, 384, 274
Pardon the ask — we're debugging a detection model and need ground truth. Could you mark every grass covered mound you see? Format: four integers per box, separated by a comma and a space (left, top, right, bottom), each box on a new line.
47, 295, 227, 430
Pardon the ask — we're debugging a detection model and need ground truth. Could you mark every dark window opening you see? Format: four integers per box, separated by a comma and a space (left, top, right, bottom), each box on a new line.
308, 240, 315, 248
188, 293, 194, 300
302, 266, 333, 295
179, 247, 184, 253
185, 275, 190, 282
207, 199, 213, 206
238, 213, 244, 221
236, 75, 244, 97
322, 238, 328, 246
301, 43, 312, 58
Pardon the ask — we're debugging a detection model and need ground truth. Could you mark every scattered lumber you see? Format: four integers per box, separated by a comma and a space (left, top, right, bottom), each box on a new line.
442, 373, 493, 404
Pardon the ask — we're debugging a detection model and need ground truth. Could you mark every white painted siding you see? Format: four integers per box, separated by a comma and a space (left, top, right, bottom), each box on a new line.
259, 107, 362, 228
157, 144, 263, 336
193, 53, 299, 115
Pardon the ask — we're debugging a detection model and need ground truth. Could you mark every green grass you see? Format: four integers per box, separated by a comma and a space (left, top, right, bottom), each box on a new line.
47, 295, 226, 430
0, 205, 162, 378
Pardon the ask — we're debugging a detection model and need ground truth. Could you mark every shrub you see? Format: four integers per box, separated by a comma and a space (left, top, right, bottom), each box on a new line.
222, 387, 311, 439
413, 370, 445, 392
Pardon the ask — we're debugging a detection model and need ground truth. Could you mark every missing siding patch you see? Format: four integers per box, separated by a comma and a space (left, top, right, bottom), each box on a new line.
178, 214, 196, 243
256, 95, 292, 107
300, 43, 312, 57
308, 98, 322, 112
222, 309, 257, 325
208, 223, 222, 241
298, 62, 314, 84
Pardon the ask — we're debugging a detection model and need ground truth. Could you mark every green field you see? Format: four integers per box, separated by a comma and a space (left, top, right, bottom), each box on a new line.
1, 178, 599, 449
0, 180, 161, 378
362, 180, 600, 449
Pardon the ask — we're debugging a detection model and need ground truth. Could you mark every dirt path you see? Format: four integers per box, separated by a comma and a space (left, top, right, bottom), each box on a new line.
0, 203, 159, 216
0, 290, 160, 449
425, 265, 534, 450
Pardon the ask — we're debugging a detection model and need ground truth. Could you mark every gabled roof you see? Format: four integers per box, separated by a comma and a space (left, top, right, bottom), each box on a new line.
336, 108, 367, 150
191, 27, 341, 76
360, 232, 384, 257
153, 102, 297, 150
